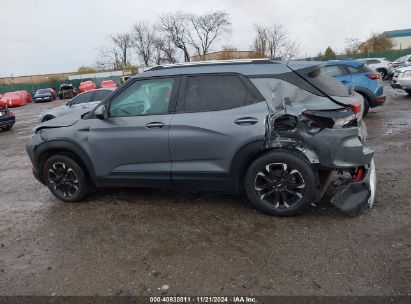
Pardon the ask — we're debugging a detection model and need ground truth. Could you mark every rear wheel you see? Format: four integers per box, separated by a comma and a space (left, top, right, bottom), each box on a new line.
43, 155, 88, 202
357, 92, 370, 117
244, 151, 317, 216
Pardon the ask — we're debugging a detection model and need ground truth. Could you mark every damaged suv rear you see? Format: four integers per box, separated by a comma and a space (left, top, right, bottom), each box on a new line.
26, 59, 376, 217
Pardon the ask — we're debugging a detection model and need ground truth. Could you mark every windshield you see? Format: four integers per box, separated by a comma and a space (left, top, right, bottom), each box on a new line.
36, 89, 50, 94
395, 56, 407, 63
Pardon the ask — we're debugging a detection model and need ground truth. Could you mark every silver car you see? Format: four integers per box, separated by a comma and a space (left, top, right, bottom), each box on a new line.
391, 65, 411, 94
38, 88, 115, 122
27, 60, 375, 217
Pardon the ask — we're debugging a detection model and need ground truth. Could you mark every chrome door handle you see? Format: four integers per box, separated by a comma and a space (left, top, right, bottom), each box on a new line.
234, 117, 258, 125
145, 122, 165, 129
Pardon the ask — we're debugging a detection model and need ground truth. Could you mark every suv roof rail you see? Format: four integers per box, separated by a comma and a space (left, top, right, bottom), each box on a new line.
145, 58, 280, 71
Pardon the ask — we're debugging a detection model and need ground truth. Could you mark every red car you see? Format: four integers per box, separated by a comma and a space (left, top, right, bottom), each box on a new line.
0, 92, 27, 107
14, 90, 32, 103
100, 80, 117, 88
79, 81, 97, 93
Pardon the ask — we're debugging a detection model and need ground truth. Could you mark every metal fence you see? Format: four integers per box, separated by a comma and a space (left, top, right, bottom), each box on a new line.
313, 48, 411, 62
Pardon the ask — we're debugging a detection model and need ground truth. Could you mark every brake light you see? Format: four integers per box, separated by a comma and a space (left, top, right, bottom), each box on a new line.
366, 73, 381, 80
7, 111, 13, 116
352, 167, 364, 183
348, 102, 362, 120
302, 108, 357, 130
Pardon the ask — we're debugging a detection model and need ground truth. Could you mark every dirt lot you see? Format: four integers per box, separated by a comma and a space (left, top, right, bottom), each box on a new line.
0, 83, 410, 296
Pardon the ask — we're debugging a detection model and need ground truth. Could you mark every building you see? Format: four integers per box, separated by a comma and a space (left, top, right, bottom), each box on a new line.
384, 28, 411, 50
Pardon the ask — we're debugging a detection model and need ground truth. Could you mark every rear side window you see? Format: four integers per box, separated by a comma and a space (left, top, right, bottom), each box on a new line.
183, 75, 254, 112
92, 90, 112, 102
321, 65, 346, 77
306, 69, 350, 97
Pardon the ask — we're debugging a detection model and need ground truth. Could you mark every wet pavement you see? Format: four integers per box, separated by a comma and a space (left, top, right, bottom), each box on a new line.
0, 83, 410, 296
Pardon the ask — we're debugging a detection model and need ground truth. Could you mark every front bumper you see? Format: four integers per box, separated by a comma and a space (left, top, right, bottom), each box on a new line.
330, 159, 376, 216
26, 133, 45, 184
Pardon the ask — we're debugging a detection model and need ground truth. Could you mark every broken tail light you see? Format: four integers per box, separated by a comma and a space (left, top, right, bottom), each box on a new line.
303, 108, 357, 131
347, 102, 362, 121
366, 73, 381, 80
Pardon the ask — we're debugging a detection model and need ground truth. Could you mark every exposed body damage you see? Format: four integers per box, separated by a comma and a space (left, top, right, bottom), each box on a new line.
258, 73, 376, 215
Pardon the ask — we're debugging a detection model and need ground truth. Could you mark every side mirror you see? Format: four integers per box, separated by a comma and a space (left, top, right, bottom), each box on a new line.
95, 105, 108, 120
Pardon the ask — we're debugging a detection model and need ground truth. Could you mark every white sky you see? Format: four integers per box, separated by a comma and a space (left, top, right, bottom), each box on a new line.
1, 0, 410, 76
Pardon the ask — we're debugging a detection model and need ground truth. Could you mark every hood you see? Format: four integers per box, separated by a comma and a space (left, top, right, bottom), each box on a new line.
394, 66, 411, 73
36, 107, 90, 132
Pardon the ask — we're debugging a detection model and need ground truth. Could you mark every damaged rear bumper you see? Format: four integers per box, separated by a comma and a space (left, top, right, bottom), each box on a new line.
330, 159, 376, 216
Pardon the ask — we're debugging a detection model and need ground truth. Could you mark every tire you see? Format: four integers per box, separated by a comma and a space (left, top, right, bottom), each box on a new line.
43, 155, 88, 202
376, 68, 387, 80
244, 150, 317, 216
357, 92, 370, 117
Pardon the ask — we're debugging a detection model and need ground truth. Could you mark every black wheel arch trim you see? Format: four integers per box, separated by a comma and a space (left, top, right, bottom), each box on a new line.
34, 140, 96, 184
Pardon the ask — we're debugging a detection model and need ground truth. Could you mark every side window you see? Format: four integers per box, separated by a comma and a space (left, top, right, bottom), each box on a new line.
183, 75, 254, 112
321, 65, 344, 77
109, 78, 174, 117
71, 92, 93, 105
92, 90, 112, 102
346, 65, 361, 74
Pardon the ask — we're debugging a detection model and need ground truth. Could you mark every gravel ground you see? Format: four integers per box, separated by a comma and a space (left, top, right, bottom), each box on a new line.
0, 83, 410, 296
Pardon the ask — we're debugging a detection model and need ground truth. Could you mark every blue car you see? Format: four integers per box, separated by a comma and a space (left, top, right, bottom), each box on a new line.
322, 60, 386, 115
33, 88, 55, 103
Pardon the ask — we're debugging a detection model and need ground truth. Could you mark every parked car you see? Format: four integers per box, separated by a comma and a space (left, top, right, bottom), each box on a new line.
33, 88, 56, 103
79, 81, 97, 93
391, 65, 411, 94
49, 88, 57, 99
38, 88, 115, 122
358, 58, 392, 79
0, 107, 15, 131
15, 90, 32, 103
390, 54, 411, 69
27, 59, 376, 217
58, 83, 78, 99
100, 80, 117, 88
323, 60, 385, 116
0, 92, 27, 107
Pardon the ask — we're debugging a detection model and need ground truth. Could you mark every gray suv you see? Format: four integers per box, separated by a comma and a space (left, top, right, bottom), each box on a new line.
27, 60, 376, 217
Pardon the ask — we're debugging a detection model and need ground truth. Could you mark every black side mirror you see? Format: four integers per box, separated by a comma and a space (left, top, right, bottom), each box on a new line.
95, 105, 108, 120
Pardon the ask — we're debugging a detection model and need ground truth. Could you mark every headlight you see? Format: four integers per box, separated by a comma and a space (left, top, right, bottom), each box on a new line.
402, 71, 411, 77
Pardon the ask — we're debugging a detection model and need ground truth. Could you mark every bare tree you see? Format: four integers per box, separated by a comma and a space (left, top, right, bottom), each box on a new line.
252, 24, 299, 60
159, 11, 192, 62
153, 37, 178, 65
345, 37, 362, 54
111, 33, 133, 68
131, 22, 157, 66
95, 47, 122, 70
187, 11, 231, 58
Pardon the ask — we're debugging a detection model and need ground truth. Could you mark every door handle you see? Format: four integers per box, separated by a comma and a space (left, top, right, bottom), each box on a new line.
234, 117, 259, 125
145, 122, 165, 129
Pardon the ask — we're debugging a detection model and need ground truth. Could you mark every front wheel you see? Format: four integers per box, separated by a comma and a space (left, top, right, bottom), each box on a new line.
244, 150, 317, 216
43, 155, 88, 202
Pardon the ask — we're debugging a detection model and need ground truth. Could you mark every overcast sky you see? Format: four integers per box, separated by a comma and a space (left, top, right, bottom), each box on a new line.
1, 0, 410, 76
